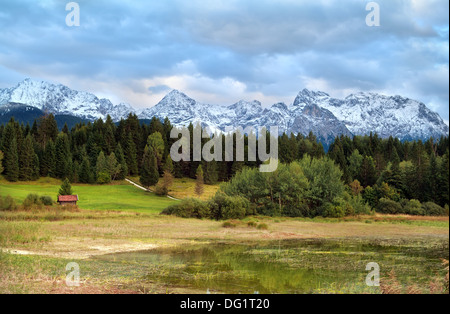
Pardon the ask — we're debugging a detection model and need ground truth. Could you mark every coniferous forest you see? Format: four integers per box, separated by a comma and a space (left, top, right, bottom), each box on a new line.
0, 113, 448, 218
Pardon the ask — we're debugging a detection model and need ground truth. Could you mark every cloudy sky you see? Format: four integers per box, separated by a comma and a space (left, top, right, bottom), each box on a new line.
0, 0, 448, 123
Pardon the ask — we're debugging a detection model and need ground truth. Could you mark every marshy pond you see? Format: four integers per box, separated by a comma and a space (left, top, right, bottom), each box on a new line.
92, 237, 449, 294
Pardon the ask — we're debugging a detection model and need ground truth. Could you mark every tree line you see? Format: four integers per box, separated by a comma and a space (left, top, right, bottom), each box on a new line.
0, 113, 448, 212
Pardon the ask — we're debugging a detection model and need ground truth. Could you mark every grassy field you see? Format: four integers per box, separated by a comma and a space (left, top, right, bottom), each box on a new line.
128, 176, 220, 201
0, 208, 448, 294
0, 178, 448, 294
0, 177, 179, 213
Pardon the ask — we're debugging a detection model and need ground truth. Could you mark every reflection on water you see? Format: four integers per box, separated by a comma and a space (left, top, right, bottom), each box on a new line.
93, 238, 449, 294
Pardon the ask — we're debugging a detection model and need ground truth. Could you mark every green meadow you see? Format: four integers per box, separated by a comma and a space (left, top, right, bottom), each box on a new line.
0, 178, 178, 213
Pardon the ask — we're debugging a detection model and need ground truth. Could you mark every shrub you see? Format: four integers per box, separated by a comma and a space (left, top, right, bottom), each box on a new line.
376, 198, 402, 214
247, 221, 258, 228
97, 171, 111, 184
39, 196, 54, 206
257, 223, 269, 230
0, 195, 17, 211
154, 183, 168, 196
161, 198, 210, 219
209, 193, 251, 220
23, 194, 43, 209
222, 220, 238, 228
347, 194, 373, 215
421, 202, 447, 216
401, 199, 425, 216
322, 202, 346, 218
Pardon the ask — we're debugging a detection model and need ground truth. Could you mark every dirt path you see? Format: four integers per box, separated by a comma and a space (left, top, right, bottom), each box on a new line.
125, 178, 180, 201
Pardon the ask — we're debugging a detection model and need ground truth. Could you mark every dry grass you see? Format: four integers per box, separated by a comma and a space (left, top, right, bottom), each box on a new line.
128, 176, 220, 201
380, 261, 449, 295
0, 211, 448, 260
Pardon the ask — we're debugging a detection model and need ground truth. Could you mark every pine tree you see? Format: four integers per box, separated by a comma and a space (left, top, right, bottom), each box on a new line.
55, 133, 71, 179
107, 153, 121, 181
147, 132, 165, 173
114, 143, 128, 180
0, 150, 4, 175
359, 156, 377, 187
41, 140, 56, 177
124, 133, 138, 176
204, 160, 218, 185
37, 114, 58, 147
140, 146, 159, 188
425, 153, 439, 202
96, 151, 108, 176
195, 165, 204, 196
437, 150, 449, 206
4, 137, 19, 182
78, 157, 93, 184
164, 154, 174, 174
32, 153, 40, 181
58, 178, 73, 196
19, 134, 35, 181
348, 149, 363, 181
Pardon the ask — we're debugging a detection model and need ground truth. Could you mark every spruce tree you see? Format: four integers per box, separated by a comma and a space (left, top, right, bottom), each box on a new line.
195, 165, 204, 196
32, 153, 40, 181
114, 143, 128, 180
164, 154, 174, 174
204, 160, 218, 185
78, 157, 93, 184
55, 133, 71, 179
359, 156, 377, 187
124, 133, 138, 176
96, 151, 108, 176
437, 150, 449, 206
19, 134, 35, 181
41, 140, 56, 177
0, 150, 4, 175
4, 137, 19, 182
58, 178, 73, 196
140, 146, 159, 188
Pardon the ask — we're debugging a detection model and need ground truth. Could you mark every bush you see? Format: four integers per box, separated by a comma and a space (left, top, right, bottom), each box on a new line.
376, 198, 402, 214
161, 198, 210, 219
23, 194, 43, 209
0, 195, 17, 211
209, 193, 251, 220
257, 223, 269, 230
401, 199, 425, 216
322, 202, 346, 218
39, 196, 54, 206
154, 183, 168, 196
421, 202, 447, 216
222, 220, 238, 228
347, 194, 373, 215
97, 171, 111, 184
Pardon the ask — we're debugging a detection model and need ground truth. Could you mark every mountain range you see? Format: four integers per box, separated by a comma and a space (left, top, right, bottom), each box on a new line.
0, 79, 448, 148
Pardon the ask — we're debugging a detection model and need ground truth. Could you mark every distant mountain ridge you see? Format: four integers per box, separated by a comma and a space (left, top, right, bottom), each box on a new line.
0, 79, 448, 147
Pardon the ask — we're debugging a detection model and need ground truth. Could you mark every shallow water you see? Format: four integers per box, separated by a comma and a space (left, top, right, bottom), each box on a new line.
93, 237, 449, 294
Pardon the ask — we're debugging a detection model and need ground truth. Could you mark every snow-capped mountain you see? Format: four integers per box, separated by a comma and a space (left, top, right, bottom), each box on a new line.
0, 79, 136, 121
0, 79, 448, 147
139, 88, 448, 147
318, 92, 449, 141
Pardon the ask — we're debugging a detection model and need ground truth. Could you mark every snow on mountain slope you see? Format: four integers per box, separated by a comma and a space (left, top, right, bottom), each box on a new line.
318, 92, 449, 140
0, 79, 448, 145
0, 79, 136, 121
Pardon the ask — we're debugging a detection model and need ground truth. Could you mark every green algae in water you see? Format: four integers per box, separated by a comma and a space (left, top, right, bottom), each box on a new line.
92, 238, 449, 294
